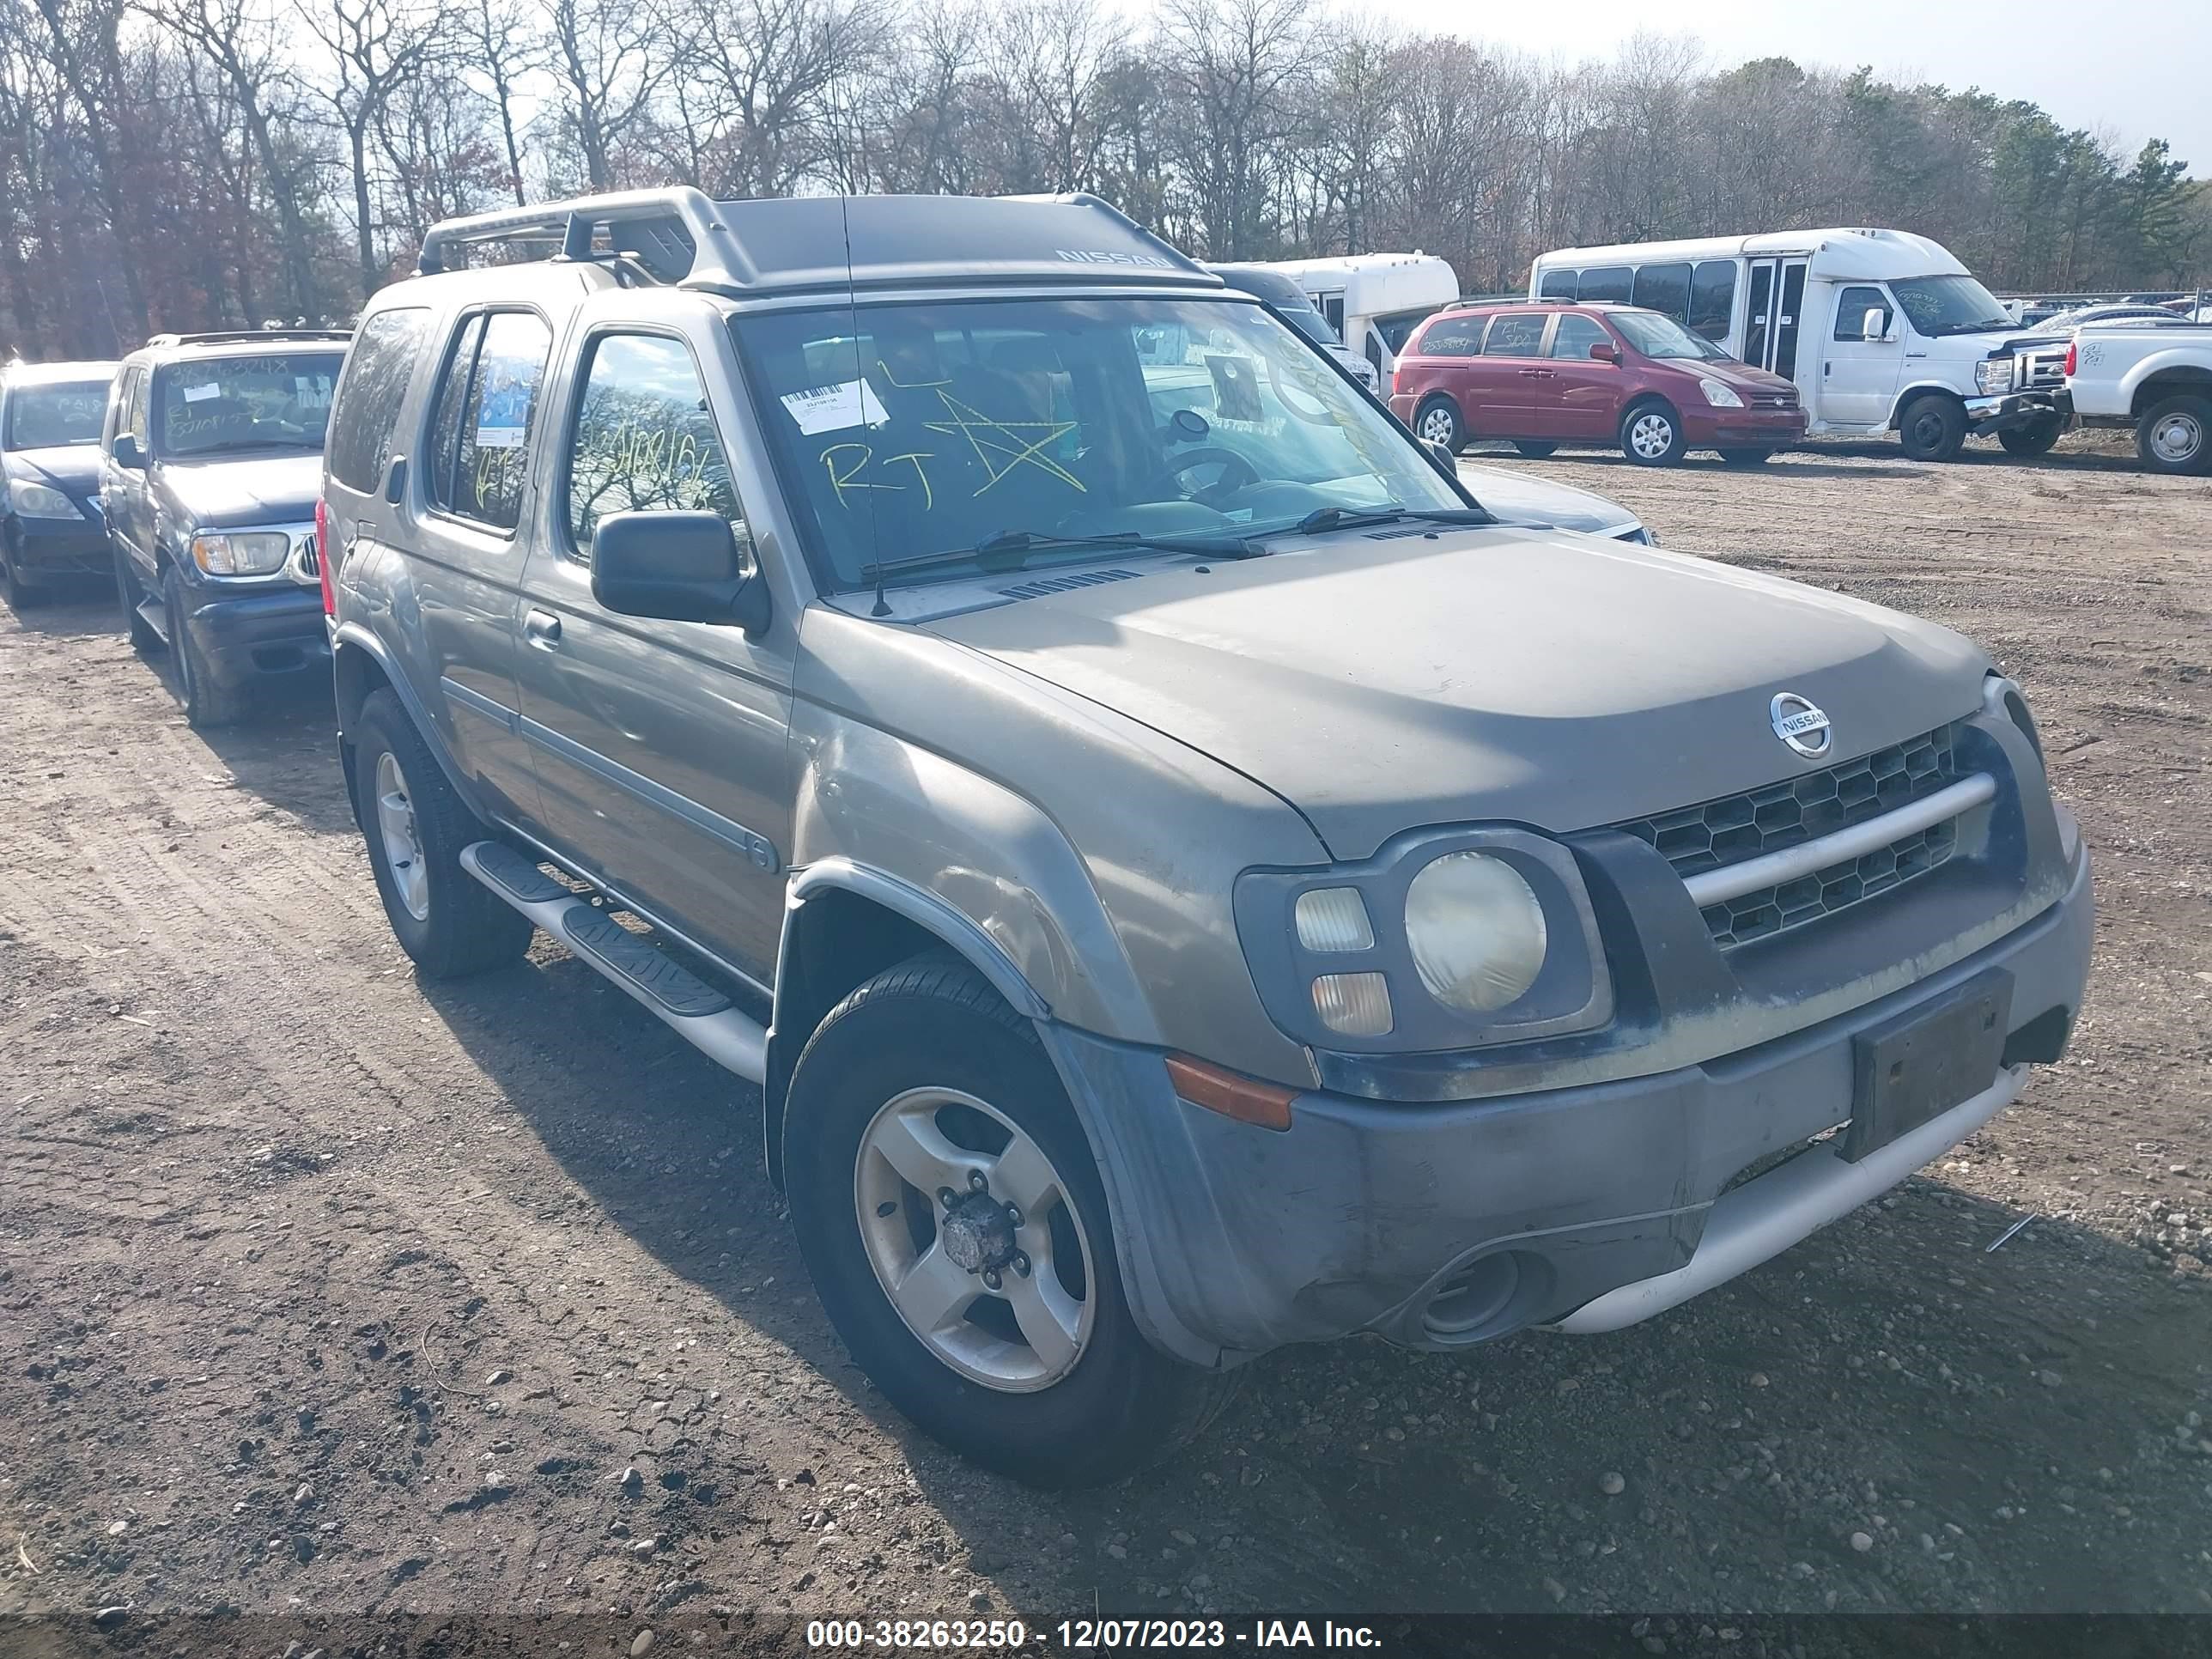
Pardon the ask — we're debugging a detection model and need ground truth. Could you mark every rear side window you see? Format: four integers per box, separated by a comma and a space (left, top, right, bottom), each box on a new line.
564, 332, 747, 562
1688, 261, 1736, 341
1538, 268, 1577, 301
1417, 314, 1486, 357
1632, 263, 1692, 323
1578, 266, 1632, 304
328, 307, 429, 492
425, 311, 552, 532
1482, 313, 1547, 356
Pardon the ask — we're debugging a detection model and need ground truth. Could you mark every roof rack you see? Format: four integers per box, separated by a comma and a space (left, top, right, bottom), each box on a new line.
146, 329, 354, 348
418, 186, 739, 286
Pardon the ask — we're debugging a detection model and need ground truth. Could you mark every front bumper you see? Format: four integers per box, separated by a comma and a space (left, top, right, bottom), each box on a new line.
5, 512, 109, 580
1047, 843, 2092, 1370
1965, 392, 2063, 434
179, 581, 332, 689
1680, 406, 1808, 446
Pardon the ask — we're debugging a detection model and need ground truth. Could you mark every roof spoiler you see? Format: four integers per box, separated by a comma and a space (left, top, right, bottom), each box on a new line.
417, 187, 745, 288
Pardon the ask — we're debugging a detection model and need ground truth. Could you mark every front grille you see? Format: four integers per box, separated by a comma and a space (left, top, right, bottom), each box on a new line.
1749, 391, 1798, 410
1612, 722, 1966, 946
2014, 348, 2066, 392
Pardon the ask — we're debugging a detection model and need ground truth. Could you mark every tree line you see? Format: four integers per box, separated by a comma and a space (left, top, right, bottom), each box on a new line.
3, 0, 2207, 359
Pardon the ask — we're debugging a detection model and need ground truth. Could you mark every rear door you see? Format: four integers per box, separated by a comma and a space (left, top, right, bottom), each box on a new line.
508, 301, 795, 979
1469, 310, 1550, 434
1534, 312, 1620, 440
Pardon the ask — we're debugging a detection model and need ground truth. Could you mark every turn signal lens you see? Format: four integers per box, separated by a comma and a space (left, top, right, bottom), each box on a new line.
1311, 972, 1394, 1036
1164, 1054, 1296, 1132
1294, 886, 1375, 952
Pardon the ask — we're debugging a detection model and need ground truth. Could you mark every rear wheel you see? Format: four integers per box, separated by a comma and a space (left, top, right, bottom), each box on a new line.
1511, 441, 1558, 459
351, 688, 533, 977
1896, 393, 1966, 461
1620, 399, 1685, 466
784, 952, 1235, 1487
1413, 395, 1466, 453
1717, 447, 1775, 467
2136, 394, 2212, 476
1997, 416, 2064, 459
163, 563, 247, 728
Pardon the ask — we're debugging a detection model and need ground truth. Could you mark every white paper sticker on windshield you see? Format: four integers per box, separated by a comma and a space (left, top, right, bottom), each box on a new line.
781, 379, 889, 435
475, 425, 526, 449
182, 382, 221, 404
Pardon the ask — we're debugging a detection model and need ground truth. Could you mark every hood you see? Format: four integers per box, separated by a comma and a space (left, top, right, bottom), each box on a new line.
155, 451, 324, 529
926, 527, 1988, 860
1460, 464, 1637, 536
1917, 327, 2020, 360
6, 444, 104, 502
1687, 356, 1796, 396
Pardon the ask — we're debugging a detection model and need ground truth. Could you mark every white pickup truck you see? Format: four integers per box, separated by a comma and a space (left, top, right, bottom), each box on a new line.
2059, 321, 2212, 474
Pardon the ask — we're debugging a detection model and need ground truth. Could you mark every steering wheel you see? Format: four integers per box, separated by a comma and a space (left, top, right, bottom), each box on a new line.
1157, 444, 1261, 508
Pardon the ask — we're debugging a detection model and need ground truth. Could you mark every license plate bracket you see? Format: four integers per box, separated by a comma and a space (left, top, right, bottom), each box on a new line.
1843, 969, 2014, 1163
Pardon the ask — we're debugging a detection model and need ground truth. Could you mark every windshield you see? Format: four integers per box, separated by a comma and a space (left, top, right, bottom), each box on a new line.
153, 352, 343, 458
4, 380, 108, 449
732, 296, 1463, 594
1609, 310, 1729, 361
1891, 274, 2012, 337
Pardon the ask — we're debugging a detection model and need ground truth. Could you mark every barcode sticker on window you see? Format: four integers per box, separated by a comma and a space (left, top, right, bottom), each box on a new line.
183, 383, 221, 404
781, 379, 889, 434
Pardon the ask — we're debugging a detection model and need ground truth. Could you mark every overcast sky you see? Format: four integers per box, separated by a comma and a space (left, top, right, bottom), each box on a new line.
1361, 0, 2209, 179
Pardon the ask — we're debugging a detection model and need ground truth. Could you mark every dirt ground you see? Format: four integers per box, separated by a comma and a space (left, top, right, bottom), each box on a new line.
1, 434, 2208, 1650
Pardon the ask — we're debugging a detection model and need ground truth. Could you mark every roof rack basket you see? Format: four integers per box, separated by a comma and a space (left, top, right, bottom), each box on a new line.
146, 328, 354, 348
417, 187, 742, 287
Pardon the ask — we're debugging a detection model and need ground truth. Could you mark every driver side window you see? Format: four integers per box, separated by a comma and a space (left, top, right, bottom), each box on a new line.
1835, 286, 1893, 341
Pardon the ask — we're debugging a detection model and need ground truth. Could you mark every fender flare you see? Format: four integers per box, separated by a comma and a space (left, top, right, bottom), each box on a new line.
331, 621, 479, 817
2120, 351, 2212, 413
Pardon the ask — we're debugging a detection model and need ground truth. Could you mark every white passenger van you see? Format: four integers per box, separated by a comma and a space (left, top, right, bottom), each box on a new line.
1528, 228, 2063, 459
1257, 253, 1460, 384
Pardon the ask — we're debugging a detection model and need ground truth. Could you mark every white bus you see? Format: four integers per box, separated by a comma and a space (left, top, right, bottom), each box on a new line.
1528, 228, 2063, 459
1254, 254, 1460, 384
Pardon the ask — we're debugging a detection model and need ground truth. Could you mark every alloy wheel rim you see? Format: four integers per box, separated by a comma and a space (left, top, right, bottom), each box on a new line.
853, 1086, 1096, 1392
374, 750, 431, 921
1632, 413, 1672, 457
1419, 408, 1454, 443
2152, 413, 2201, 465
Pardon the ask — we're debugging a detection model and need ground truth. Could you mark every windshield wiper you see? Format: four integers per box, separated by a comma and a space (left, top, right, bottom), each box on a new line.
175, 438, 319, 456
858, 527, 1262, 616
1288, 504, 1497, 537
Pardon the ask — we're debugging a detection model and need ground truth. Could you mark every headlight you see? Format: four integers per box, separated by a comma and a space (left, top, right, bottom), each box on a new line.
1698, 379, 1743, 409
1976, 359, 2012, 396
9, 479, 82, 519
1402, 851, 1547, 1012
191, 530, 290, 577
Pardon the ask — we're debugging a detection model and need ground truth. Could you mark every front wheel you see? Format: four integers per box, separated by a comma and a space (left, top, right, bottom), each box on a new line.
784, 952, 1235, 1487
351, 688, 533, 977
2136, 394, 2212, 476
1896, 394, 1966, 461
162, 563, 247, 727
1998, 416, 2064, 459
0, 535, 43, 611
1413, 395, 1466, 453
1620, 400, 1685, 466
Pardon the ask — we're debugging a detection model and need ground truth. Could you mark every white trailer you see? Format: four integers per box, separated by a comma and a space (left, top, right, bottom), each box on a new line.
1253, 254, 1460, 384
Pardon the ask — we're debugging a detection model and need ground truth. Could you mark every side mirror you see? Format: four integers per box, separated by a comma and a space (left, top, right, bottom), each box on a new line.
111, 433, 144, 470
591, 510, 769, 636
1589, 341, 1619, 362
1425, 438, 1458, 473
1863, 308, 1889, 343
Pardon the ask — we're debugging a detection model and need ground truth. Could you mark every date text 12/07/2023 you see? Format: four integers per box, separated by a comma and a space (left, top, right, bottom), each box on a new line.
804, 1619, 1384, 1650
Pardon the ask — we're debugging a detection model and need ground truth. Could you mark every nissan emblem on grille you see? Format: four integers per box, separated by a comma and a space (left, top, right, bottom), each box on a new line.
1770, 692, 1832, 758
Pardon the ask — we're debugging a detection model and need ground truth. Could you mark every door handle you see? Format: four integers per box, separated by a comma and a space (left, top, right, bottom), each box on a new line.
524, 609, 562, 650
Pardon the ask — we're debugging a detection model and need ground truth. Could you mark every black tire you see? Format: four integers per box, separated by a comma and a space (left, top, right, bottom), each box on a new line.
1896, 393, 1966, 461
2136, 394, 2212, 476
162, 562, 248, 727
113, 542, 161, 653
351, 688, 533, 978
1619, 398, 1686, 466
0, 535, 45, 611
1997, 416, 2064, 459
1717, 447, 1775, 467
784, 951, 1237, 1488
1511, 441, 1559, 459
1413, 394, 1466, 453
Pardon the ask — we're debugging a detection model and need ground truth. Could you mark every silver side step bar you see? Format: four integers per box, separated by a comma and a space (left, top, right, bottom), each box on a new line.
459, 841, 766, 1084
1550, 1064, 2027, 1334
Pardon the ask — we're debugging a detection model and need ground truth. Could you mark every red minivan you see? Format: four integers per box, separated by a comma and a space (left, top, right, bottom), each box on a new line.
1389, 301, 1808, 466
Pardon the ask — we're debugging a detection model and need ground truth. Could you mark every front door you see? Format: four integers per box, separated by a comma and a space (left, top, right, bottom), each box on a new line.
102, 368, 153, 570
1820, 283, 1903, 426
509, 319, 795, 980
1743, 258, 1810, 388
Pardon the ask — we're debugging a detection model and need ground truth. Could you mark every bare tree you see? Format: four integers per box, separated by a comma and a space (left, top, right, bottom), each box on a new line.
299, 0, 449, 298
1152, 0, 1316, 258
544, 0, 665, 191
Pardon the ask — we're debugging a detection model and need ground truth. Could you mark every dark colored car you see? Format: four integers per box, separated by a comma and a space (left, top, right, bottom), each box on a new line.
100, 330, 349, 725
1391, 301, 1808, 466
1, 359, 119, 609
